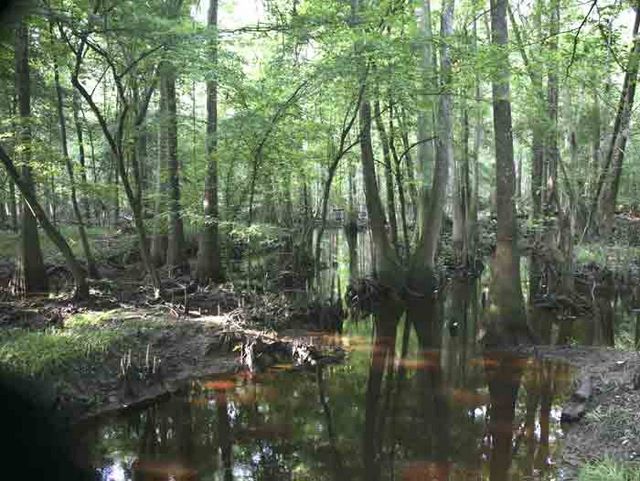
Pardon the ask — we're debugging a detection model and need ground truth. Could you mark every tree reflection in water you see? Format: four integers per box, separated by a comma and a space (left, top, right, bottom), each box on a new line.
83, 279, 574, 481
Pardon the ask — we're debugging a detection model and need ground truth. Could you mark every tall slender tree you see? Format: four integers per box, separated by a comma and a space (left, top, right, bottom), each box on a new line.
595, 4, 640, 237
196, 0, 224, 284
410, 0, 454, 284
487, 0, 528, 344
14, 18, 47, 295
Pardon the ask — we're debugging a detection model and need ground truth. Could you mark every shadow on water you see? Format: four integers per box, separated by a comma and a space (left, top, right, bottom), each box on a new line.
79, 229, 638, 480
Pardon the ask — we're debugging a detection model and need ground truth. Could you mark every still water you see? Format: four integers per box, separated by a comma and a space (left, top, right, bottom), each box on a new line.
80, 230, 638, 481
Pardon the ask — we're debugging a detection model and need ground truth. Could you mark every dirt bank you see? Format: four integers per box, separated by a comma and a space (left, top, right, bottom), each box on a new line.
0, 288, 346, 423
530, 345, 640, 479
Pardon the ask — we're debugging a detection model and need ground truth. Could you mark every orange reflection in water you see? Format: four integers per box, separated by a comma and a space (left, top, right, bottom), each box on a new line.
395, 358, 439, 370
132, 460, 198, 480
270, 363, 295, 371
201, 379, 236, 391
468, 357, 500, 369
450, 388, 489, 407
401, 461, 451, 481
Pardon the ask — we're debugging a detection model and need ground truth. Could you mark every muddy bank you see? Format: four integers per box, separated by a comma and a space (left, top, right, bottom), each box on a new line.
527, 345, 640, 478
0, 295, 346, 423
75, 318, 345, 422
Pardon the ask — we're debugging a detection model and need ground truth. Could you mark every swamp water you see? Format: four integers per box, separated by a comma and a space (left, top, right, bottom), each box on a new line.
79, 230, 639, 481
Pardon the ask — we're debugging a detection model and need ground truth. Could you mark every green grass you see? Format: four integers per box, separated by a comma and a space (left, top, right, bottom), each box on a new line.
579, 459, 640, 481
0, 326, 121, 377
64, 310, 116, 328
0, 309, 163, 378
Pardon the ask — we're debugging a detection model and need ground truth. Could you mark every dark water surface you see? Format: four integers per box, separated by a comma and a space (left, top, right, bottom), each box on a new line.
79, 230, 639, 481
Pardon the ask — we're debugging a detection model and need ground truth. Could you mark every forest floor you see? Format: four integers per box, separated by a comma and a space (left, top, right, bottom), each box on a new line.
531, 345, 640, 478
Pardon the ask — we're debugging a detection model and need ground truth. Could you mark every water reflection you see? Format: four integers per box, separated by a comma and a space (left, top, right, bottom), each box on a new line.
79, 231, 640, 480
83, 282, 574, 481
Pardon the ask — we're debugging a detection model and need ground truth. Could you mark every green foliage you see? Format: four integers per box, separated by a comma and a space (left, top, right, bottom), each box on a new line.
579, 459, 640, 481
227, 222, 284, 249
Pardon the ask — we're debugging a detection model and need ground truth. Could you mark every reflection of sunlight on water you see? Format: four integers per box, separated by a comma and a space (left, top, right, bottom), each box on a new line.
474, 406, 487, 418
99, 461, 126, 481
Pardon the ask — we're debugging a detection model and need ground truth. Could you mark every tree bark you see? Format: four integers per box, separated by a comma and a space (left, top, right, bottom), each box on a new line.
373, 98, 399, 252
151, 111, 168, 266
15, 19, 47, 295
0, 145, 89, 299
360, 96, 397, 278
160, 61, 187, 274
72, 90, 91, 224
196, 0, 224, 284
595, 5, 640, 237
351, 0, 398, 280
487, 0, 529, 344
416, 0, 437, 241
411, 0, 454, 281
544, 0, 560, 218
388, 99, 410, 257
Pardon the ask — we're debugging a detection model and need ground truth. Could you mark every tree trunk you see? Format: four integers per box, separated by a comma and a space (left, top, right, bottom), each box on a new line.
487, 0, 529, 345
388, 99, 410, 257
14, 20, 47, 295
161, 61, 186, 274
360, 96, 397, 278
470, 36, 482, 260
52, 30, 99, 279
196, 0, 224, 284
508, 3, 545, 225
411, 0, 454, 282
345, 161, 359, 281
416, 0, 437, 241
70, 50, 162, 295
596, 5, 640, 237
351, 0, 397, 280
531, 126, 544, 221
373, 98, 399, 253
8, 178, 17, 232
544, 0, 559, 220
453, 105, 471, 267
0, 145, 89, 299
400, 134, 418, 225
151, 119, 168, 266
72, 91, 91, 224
